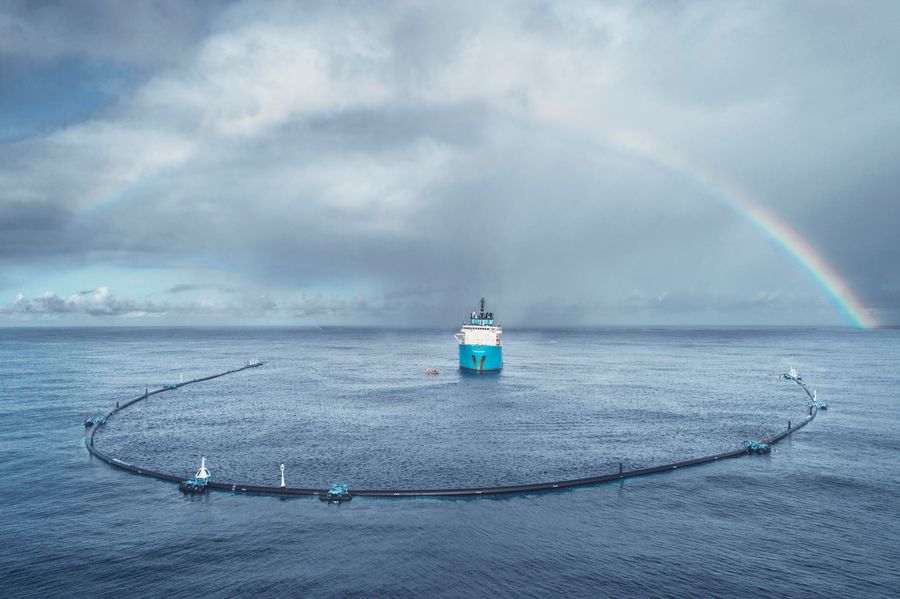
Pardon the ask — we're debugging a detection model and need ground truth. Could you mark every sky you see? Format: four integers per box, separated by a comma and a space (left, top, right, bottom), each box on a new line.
1, 0, 898, 327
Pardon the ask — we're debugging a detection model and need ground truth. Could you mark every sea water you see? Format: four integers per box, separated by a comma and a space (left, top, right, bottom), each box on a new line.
1, 327, 898, 597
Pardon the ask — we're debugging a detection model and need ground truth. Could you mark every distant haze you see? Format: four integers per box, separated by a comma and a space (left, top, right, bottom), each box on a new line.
1, 1, 897, 326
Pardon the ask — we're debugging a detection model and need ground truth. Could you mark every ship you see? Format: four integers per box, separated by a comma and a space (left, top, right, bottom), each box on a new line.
455, 298, 503, 372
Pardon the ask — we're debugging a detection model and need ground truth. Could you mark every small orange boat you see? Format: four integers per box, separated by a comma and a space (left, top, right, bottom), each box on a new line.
425, 369, 440, 375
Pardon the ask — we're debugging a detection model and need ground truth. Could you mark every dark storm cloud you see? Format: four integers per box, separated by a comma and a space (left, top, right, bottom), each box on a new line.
1, 1, 898, 325
288, 294, 388, 319
0, 0, 228, 67
167, 283, 237, 294
0, 200, 76, 266
0, 200, 69, 233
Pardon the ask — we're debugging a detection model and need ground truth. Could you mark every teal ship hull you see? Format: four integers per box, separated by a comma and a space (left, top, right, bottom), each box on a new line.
459, 344, 503, 372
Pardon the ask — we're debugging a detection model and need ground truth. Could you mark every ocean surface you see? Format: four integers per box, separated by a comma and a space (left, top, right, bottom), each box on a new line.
1, 326, 898, 597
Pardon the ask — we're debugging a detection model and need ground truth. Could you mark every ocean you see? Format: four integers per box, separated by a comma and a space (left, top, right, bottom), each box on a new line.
1, 326, 898, 597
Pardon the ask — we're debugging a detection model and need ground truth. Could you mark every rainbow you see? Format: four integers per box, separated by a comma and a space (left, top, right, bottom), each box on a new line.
612, 131, 877, 329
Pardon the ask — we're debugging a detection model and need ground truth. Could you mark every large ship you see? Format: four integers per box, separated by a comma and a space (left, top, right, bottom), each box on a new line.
455, 298, 503, 372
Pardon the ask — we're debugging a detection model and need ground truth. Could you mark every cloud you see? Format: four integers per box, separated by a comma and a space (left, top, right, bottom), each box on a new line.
2, 1, 899, 325
0, 0, 224, 68
1, 287, 395, 323
4, 287, 165, 317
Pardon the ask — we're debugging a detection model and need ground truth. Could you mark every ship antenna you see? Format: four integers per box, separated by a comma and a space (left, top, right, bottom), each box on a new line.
480, 297, 485, 313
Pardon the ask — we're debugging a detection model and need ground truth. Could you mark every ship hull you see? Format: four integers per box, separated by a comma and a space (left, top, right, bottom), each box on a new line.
459, 344, 503, 372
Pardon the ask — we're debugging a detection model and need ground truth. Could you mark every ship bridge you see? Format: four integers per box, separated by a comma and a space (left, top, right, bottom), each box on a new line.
469, 298, 496, 325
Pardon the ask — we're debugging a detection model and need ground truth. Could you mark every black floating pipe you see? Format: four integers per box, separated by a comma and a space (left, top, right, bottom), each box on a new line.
85, 366, 818, 500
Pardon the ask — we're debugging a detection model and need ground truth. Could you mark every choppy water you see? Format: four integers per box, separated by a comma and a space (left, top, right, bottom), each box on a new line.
1, 327, 898, 597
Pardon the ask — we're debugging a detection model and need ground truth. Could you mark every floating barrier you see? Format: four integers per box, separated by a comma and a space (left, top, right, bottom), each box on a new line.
179, 477, 208, 494
321, 483, 352, 502
807, 389, 827, 410
781, 367, 802, 382
742, 440, 771, 454
85, 363, 821, 500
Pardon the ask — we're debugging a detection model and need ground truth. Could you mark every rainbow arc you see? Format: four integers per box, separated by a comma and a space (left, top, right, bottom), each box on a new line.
612, 131, 876, 329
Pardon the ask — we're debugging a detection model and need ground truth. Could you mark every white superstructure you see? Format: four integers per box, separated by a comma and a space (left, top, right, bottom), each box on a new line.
454, 324, 502, 346
454, 298, 502, 346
